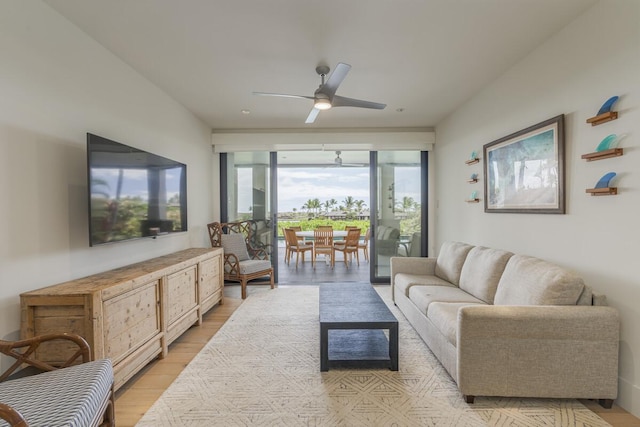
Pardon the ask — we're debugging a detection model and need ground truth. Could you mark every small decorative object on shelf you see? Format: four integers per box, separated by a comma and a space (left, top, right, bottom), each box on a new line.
467, 173, 478, 183
466, 190, 480, 203
465, 151, 480, 165
586, 95, 619, 126
586, 172, 617, 196
581, 133, 624, 161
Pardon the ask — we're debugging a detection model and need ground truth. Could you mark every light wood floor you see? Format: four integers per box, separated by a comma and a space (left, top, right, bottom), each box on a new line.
115, 284, 640, 427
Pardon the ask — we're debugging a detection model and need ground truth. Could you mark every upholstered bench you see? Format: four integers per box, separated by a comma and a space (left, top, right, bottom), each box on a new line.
0, 334, 114, 427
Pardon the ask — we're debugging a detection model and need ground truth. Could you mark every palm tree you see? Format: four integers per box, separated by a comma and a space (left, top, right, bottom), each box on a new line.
400, 196, 416, 212
342, 196, 356, 212
302, 200, 314, 214
355, 200, 367, 212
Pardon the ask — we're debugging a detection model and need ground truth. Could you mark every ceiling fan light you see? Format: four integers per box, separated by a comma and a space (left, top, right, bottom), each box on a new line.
314, 99, 332, 110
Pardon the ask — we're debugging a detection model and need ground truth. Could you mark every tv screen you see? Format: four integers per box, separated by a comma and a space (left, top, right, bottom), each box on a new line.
87, 133, 187, 246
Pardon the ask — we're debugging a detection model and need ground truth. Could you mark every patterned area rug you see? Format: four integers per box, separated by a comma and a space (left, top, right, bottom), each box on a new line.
136, 286, 609, 426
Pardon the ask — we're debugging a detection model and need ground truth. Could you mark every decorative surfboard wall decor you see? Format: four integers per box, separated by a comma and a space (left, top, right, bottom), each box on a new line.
586, 172, 618, 196
586, 95, 619, 126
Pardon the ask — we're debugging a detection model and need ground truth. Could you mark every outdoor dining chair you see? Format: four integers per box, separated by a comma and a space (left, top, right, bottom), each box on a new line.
283, 228, 313, 267
358, 228, 370, 262
333, 228, 361, 267
312, 228, 334, 268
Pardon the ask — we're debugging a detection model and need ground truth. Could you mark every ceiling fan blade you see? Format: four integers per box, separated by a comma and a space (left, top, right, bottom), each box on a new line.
321, 63, 351, 98
305, 107, 321, 124
253, 92, 314, 100
332, 95, 386, 110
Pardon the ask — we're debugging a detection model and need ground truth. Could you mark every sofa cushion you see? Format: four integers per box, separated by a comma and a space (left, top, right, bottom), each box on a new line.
395, 273, 454, 297
459, 246, 513, 304
435, 241, 474, 285
427, 302, 484, 346
409, 285, 484, 316
221, 233, 250, 261
494, 255, 585, 305
0, 359, 113, 427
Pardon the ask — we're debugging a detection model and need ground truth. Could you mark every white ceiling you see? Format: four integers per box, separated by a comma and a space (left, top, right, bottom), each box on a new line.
44, 0, 596, 130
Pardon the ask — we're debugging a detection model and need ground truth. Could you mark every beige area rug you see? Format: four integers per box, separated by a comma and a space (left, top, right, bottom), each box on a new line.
136, 286, 609, 427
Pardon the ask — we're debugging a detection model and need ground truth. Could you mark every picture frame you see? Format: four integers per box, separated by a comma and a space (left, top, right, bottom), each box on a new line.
483, 115, 565, 214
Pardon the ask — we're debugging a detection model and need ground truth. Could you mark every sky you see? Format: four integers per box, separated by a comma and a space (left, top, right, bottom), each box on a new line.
237, 166, 420, 213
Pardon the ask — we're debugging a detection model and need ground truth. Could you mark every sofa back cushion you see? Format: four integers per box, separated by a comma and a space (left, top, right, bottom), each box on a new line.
494, 255, 585, 305
459, 246, 513, 304
434, 241, 474, 286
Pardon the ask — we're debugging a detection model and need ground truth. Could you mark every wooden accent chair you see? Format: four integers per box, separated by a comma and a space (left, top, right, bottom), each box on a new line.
312, 228, 334, 268
283, 228, 313, 267
0, 333, 115, 427
357, 228, 370, 262
334, 228, 361, 267
208, 221, 274, 299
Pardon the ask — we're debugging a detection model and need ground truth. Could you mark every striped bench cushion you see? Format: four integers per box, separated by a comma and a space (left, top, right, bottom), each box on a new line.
0, 359, 113, 427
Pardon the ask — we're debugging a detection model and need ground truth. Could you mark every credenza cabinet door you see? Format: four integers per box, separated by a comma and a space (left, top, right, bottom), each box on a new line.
199, 253, 223, 313
102, 280, 162, 365
164, 265, 199, 345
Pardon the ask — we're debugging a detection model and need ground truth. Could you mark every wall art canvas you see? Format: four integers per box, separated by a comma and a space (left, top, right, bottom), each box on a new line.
483, 115, 565, 214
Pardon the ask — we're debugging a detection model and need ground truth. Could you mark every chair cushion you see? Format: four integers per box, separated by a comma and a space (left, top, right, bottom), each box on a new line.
494, 255, 586, 305
238, 259, 272, 275
434, 241, 474, 286
459, 246, 513, 304
408, 285, 484, 316
0, 359, 113, 427
221, 233, 250, 261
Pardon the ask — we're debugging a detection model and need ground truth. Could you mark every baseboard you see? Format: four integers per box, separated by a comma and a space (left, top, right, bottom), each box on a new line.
616, 376, 640, 418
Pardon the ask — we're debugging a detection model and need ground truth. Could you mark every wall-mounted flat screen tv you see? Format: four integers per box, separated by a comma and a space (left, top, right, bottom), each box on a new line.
87, 133, 187, 246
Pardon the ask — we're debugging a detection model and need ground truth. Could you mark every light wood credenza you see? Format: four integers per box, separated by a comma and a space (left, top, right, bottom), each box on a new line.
20, 248, 223, 390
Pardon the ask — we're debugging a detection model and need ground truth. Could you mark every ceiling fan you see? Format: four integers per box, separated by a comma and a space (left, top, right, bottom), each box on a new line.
253, 62, 386, 124
330, 151, 366, 167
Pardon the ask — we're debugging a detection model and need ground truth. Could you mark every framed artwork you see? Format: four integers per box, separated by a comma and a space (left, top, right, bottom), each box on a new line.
483, 115, 565, 214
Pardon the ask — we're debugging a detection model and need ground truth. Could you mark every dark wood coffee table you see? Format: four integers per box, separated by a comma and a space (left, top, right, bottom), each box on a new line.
319, 282, 398, 371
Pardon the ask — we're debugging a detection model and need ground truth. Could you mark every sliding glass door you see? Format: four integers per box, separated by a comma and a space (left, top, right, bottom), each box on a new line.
220, 151, 275, 261
220, 150, 427, 284
371, 151, 425, 281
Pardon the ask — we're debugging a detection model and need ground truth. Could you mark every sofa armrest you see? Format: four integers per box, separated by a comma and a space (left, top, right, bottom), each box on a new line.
390, 257, 437, 301
456, 305, 620, 399
390, 256, 436, 276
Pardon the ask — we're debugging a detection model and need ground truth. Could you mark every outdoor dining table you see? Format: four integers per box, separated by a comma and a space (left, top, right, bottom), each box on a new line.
295, 230, 348, 239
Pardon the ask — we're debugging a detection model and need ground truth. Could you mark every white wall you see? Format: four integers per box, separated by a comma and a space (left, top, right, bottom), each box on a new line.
0, 1, 214, 346
434, 0, 639, 415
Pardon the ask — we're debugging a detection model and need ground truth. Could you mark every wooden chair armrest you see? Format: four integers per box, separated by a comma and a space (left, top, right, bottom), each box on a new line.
0, 403, 28, 427
223, 253, 241, 276
0, 333, 91, 382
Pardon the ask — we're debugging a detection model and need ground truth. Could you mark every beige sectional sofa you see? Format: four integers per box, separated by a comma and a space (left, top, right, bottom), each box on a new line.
390, 241, 620, 407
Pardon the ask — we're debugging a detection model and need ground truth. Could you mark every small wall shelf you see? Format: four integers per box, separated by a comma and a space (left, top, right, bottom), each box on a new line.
465, 158, 480, 165
586, 187, 618, 196
581, 148, 623, 162
586, 111, 618, 126
467, 178, 478, 183
465, 198, 480, 203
